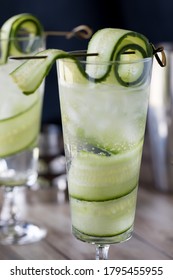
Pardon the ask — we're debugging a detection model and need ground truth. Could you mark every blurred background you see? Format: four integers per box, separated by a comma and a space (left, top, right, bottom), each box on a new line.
0, 0, 172, 125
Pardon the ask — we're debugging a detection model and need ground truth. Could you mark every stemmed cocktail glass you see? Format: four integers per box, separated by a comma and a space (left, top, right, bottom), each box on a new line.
57, 55, 153, 259
0, 35, 46, 245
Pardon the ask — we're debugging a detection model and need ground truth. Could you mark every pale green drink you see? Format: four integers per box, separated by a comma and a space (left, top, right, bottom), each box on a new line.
57, 57, 152, 244
9, 27, 155, 255
0, 74, 43, 186
0, 50, 44, 187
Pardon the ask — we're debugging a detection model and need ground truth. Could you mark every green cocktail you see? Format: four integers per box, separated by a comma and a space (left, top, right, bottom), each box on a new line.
0, 60, 43, 185
57, 56, 152, 245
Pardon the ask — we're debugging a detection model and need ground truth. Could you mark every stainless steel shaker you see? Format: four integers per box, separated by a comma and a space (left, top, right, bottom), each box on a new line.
148, 44, 173, 192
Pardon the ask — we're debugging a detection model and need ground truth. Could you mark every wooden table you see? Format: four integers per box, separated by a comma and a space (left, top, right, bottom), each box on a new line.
0, 128, 173, 260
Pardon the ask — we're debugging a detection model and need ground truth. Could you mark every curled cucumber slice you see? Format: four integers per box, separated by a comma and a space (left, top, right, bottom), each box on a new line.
10, 28, 153, 94
11, 50, 75, 94
86, 28, 153, 85
10, 49, 87, 95
68, 142, 143, 201
71, 188, 137, 237
0, 13, 44, 64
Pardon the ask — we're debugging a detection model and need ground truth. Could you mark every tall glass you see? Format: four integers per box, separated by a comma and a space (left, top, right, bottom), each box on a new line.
57, 55, 153, 259
0, 36, 46, 245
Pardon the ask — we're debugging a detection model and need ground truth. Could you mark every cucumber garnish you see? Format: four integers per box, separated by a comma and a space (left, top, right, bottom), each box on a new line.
86, 28, 153, 85
10, 28, 153, 94
11, 49, 87, 95
0, 13, 44, 64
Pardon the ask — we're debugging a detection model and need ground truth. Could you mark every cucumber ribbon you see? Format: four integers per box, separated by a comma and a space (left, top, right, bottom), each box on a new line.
10, 28, 166, 95
0, 13, 44, 65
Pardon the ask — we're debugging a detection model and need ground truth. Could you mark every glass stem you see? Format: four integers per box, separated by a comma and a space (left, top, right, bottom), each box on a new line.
95, 245, 110, 260
0, 187, 18, 225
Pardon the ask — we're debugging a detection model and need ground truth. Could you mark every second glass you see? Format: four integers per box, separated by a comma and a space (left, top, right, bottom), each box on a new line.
0, 36, 46, 245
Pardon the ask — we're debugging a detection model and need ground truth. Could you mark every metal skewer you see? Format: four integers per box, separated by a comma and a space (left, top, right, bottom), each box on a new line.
10, 51, 137, 60
10, 52, 99, 60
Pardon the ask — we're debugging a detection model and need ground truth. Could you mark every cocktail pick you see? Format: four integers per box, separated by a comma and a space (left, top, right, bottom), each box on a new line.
10, 52, 99, 60
44, 25, 93, 39
10, 51, 138, 60
151, 43, 166, 67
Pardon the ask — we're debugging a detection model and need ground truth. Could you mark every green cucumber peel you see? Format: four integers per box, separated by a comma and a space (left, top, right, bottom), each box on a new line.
69, 185, 137, 202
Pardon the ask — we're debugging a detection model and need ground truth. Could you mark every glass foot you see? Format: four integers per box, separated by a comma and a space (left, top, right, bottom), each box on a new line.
0, 221, 47, 245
